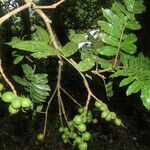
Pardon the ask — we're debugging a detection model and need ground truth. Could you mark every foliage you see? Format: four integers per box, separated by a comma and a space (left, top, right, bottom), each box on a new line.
0, 0, 149, 149
13, 64, 51, 104
111, 53, 150, 110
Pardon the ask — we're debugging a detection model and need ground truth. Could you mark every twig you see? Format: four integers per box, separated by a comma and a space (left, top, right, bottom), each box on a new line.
0, 58, 17, 95
43, 86, 57, 137
33, 0, 65, 9
60, 86, 82, 107
0, 2, 32, 25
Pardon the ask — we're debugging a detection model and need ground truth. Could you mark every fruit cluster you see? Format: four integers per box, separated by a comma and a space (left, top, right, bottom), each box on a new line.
59, 108, 97, 150
94, 101, 122, 126
0, 83, 32, 114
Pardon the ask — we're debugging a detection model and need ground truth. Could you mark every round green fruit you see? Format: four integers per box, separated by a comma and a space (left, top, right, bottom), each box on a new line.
0, 83, 4, 91
78, 142, 88, 150
8, 105, 19, 114
92, 118, 98, 124
59, 127, 64, 133
115, 118, 122, 126
77, 124, 86, 132
73, 115, 83, 125
21, 97, 32, 108
82, 132, 91, 141
94, 101, 102, 108
78, 107, 84, 113
110, 112, 116, 120
105, 114, 112, 121
37, 133, 44, 141
2, 91, 16, 103
101, 111, 109, 119
75, 136, 82, 144
70, 132, 77, 139
11, 98, 21, 109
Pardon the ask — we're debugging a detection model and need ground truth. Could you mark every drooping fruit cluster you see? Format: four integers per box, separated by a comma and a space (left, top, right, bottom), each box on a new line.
1, 90, 32, 114
94, 101, 122, 126
59, 108, 97, 150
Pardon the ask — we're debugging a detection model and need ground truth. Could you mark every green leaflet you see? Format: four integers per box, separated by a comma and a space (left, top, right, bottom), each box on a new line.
126, 20, 141, 30
105, 81, 113, 98
98, 21, 121, 38
98, 59, 113, 70
61, 42, 78, 57
121, 41, 137, 54
123, 33, 137, 43
99, 33, 119, 47
126, 80, 143, 96
141, 85, 150, 110
119, 76, 135, 87
101, 8, 124, 31
10, 40, 55, 53
13, 64, 50, 104
13, 75, 28, 86
78, 58, 95, 72
96, 46, 117, 56
69, 31, 86, 43
13, 55, 24, 64
32, 25, 50, 44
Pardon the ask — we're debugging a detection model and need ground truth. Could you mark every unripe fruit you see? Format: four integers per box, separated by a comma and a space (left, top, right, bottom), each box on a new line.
8, 105, 19, 114
70, 132, 77, 139
62, 134, 67, 139
78, 142, 88, 150
0, 83, 4, 91
105, 114, 112, 121
2, 91, 16, 103
99, 106, 107, 112
21, 97, 32, 108
63, 127, 69, 133
78, 124, 86, 132
75, 136, 82, 144
82, 132, 91, 141
37, 133, 44, 141
110, 112, 116, 120
92, 118, 98, 124
94, 101, 102, 108
78, 107, 84, 113
59, 127, 64, 133
101, 111, 109, 118
11, 98, 21, 109
115, 118, 122, 126
63, 139, 68, 143
74, 115, 83, 125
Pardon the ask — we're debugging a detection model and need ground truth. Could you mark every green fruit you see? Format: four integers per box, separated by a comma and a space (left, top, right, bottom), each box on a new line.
75, 136, 82, 144
37, 133, 44, 141
68, 121, 73, 127
78, 107, 84, 113
8, 105, 19, 114
82, 132, 91, 141
62, 134, 67, 139
115, 118, 122, 126
78, 142, 88, 150
21, 97, 32, 108
63, 127, 69, 132
74, 115, 83, 125
111, 112, 116, 120
87, 117, 92, 123
101, 111, 109, 118
105, 114, 112, 121
99, 106, 107, 112
59, 127, 64, 133
11, 98, 21, 109
0, 83, 4, 91
92, 118, 98, 124
63, 139, 68, 143
2, 91, 16, 103
94, 101, 102, 108
70, 132, 77, 139
78, 124, 86, 132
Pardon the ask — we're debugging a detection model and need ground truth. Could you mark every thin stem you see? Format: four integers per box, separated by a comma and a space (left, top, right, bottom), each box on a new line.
33, 0, 65, 9
0, 58, 17, 95
60, 86, 82, 107
0, 2, 32, 25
